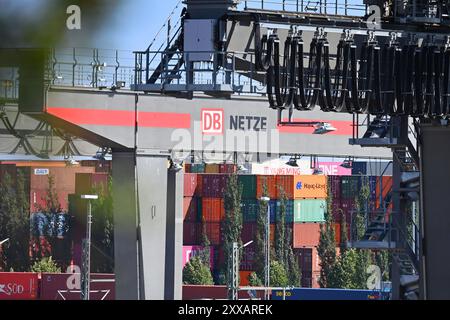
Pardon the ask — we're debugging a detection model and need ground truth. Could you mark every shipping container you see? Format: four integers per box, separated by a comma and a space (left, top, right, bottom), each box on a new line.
202, 198, 225, 222
271, 288, 385, 300
294, 199, 326, 223
75, 172, 109, 195
238, 175, 257, 199
341, 176, 361, 199
219, 164, 237, 174
276, 175, 294, 199
352, 162, 367, 175
276, 200, 294, 223
184, 163, 192, 173
183, 222, 202, 245
376, 176, 393, 207
239, 271, 253, 286
201, 174, 228, 198
205, 164, 220, 174
183, 173, 201, 197
240, 242, 255, 271
183, 197, 201, 222
204, 222, 222, 245
270, 224, 275, 246
191, 163, 205, 173
182, 246, 215, 270
294, 248, 313, 272
40, 273, 115, 300
241, 199, 258, 222
0, 273, 39, 300
369, 176, 377, 202
241, 223, 257, 243
293, 175, 328, 199
256, 175, 277, 199
293, 223, 322, 248
328, 175, 341, 200
268, 200, 277, 223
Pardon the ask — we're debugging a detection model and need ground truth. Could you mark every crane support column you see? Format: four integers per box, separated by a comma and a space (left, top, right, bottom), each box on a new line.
419, 125, 450, 299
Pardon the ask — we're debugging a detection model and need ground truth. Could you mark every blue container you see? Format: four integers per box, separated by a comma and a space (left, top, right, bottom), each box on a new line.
352, 162, 367, 175
276, 200, 294, 224
271, 288, 386, 300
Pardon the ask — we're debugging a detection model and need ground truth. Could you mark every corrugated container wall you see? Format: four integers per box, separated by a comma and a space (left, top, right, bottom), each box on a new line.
276, 200, 294, 223
238, 175, 256, 199
352, 162, 367, 175
205, 164, 220, 174
341, 176, 361, 199
256, 175, 277, 199
276, 175, 294, 199
191, 163, 205, 173
204, 222, 222, 245
293, 175, 328, 199
183, 173, 199, 197
183, 222, 201, 245
242, 200, 258, 222
202, 174, 228, 198
293, 223, 322, 247
294, 199, 326, 223
328, 175, 341, 200
183, 197, 201, 222
241, 223, 257, 243
202, 198, 225, 222
219, 164, 237, 174
75, 172, 109, 195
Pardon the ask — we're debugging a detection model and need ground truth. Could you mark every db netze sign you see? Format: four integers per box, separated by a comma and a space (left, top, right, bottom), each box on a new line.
201, 109, 224, 134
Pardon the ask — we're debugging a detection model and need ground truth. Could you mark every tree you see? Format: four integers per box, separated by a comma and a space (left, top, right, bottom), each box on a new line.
222, 173, 243, 294
339, 209, 348, 255
199, 220, 211, 268
275, 187, 286, 266
254, 181, 269, 283
285, 227, 301, 287
30, 256, 61, 273
248, 272, 263, 287
0, 171, 30, 271
183, 256, 214, 285
269, 260, 289, 287
317, 184, 337, 288
91, 177, 114, 273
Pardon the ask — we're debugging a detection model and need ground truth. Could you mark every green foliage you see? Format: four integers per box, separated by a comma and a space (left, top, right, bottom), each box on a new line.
0, 172, 30, 271
183, 256, 214, 285
270, 260, 289, 287
328, 249, 369, 289
30, 256, 61, 273
285, 229, 301, 287
248, 272, 263, 287
317, 186, 337, 288
254, 181, 269, 282
339, 209, 348, 255
90, 176, 114, 273
275, 187, 286, 266
199, 222, 211, 268
222, 173, 243, 289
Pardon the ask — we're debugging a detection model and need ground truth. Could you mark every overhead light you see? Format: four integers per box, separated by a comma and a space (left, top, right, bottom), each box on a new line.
313, 167, 323, 175
313, 122, 337, 134
260, 196, 270, 202
286, 158, 299, 167
340, 159, 353, 169
0, 238, 9, 246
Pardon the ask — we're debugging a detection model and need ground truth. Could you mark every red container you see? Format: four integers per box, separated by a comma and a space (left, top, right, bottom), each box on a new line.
240, 242, 255, 271
30, 166, 95, 212
183, 173, 198, 197
276, 175, 294, 199
183, 222, 202, 245
183, 197, 199, 222
256, 175, 277, 199
239, 271, 253, 286
0, 272, 39, 300
301, 270, 313, 288
241, 223, 257, 243
376, 176, 393, 208
219, 164, 237, 174
204, 222, 222, 245
184, 163, 192, 173
295, 248, 313, 272
293, 223, 322, 248
40, 273, 115, 300
201, 174, 228, 198
328, 175, 341, 200
202, 198, 225, 222
75, 173, 109, 195
312, 271, 321, 288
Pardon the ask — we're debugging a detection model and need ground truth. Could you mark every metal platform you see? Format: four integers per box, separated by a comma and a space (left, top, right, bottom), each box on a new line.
349, 137, 401, 147
347, 241, 397, 250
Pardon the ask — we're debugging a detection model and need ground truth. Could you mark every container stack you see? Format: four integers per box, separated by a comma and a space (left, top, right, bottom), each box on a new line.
180, 167, 393, 288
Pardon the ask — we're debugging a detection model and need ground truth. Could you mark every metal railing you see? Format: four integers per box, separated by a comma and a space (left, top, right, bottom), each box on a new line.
133, 49, 267, 94
239, 0, 368, 16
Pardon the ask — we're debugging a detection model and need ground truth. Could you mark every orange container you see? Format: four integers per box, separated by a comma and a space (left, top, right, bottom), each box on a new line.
205, 164, 220, 174
333, 223, 341, 245
375, 176, 393, 207
293, 175, 328, 199
202, 198, 225, 222
204, 222, 221, 245
293, 223, 322, 248
276, 175, 294, 199
256, 175, 277, 199
270, 224, 276, 246
239, 271, 253, 286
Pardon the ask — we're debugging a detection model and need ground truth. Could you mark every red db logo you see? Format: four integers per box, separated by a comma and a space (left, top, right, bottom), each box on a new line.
202, 109, 223, 135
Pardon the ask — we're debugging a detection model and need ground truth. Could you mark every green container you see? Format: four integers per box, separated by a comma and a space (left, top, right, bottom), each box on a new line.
341, 176, 361, 199
242, 199, 258, 222
238, 175, 257, 199
294, 199, 326, 223
191, 163, 205, 173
